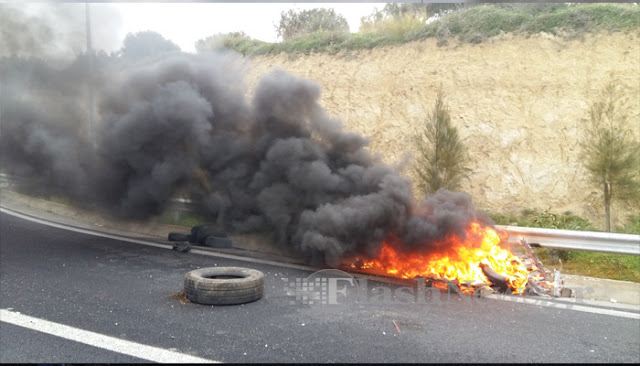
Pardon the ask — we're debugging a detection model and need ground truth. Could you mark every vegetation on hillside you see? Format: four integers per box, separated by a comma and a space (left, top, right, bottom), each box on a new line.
414, 89, 469, 195
196, 3, 640, 56
117, 31, 181, 61
489, 208, 595, 232
536, 248, 640, 282
580, 80, 640, 232
275, 8, 349, 41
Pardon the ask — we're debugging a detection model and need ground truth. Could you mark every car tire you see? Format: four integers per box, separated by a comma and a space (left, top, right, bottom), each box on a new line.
203, 236, 233, 248
184, 267, 264, 305
190, 225, 227, 244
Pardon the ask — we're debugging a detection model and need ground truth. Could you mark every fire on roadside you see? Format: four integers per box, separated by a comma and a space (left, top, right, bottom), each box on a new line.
351, 222, 530, 294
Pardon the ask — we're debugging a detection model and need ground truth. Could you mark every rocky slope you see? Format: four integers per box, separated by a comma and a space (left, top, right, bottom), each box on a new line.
245, 32, 640, 229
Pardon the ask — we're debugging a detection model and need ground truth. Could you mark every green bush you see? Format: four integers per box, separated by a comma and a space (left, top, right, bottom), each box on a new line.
276, 8, 349, 41
118, 31, 181, 62
195, 32, 269, 55
489, 208, 595, 263
360, 13, 425, 39
489, 208, 595, 231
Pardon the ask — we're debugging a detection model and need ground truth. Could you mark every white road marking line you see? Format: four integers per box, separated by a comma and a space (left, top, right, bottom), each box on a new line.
483, 294, 640, 319
0, 206, 315, 271
0, 309, 219, 363
2, 206, 639, 319
0, 207, 170, 250
548, 295, 640, 312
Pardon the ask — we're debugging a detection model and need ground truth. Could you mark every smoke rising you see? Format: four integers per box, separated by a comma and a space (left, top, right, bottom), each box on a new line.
0, 9, 493, 266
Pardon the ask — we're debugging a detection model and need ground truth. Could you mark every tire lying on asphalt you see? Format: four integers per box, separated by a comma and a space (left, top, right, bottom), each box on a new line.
190, 225, 227, 244
203, 236, 232, 248
184, 267, 264, 305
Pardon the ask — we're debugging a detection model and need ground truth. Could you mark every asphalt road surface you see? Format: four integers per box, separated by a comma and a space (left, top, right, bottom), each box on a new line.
1, 212, 639, 363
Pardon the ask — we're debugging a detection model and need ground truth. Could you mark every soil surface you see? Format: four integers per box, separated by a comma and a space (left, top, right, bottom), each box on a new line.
245, 32, 640, 228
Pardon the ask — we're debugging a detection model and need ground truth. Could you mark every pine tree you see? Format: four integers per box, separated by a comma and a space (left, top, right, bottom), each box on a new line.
414, 90, 469, 195
581, 81, 640, 231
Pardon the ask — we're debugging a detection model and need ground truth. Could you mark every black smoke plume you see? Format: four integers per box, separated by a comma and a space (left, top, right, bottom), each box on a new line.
1, 8, 493, 266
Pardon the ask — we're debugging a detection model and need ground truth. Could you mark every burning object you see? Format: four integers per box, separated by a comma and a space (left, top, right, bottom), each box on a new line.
0, 44, 566, 298
349, 222, 561, 297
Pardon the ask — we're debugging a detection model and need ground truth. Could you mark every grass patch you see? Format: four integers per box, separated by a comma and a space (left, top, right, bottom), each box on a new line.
490, 208, 640, 282
210, 3, 639, 56
534, 248, 640, 282
617, 215, 640, 234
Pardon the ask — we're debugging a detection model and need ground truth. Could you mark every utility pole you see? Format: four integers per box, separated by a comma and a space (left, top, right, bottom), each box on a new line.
85, 2, 95, 147
0, 66, 3, 138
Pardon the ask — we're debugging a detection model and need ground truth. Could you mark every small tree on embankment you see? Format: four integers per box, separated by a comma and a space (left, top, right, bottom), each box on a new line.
581, 80, 640, 232
414, 89, 469, 195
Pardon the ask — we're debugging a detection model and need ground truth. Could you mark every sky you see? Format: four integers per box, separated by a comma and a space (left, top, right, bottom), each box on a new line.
106, 2, 384, 53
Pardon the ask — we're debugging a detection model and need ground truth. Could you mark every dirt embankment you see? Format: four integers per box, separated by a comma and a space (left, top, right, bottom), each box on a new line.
245, 32, 640, 228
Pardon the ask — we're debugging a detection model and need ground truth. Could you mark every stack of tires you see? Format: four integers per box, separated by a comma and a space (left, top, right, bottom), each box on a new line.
168, 225, 233, 249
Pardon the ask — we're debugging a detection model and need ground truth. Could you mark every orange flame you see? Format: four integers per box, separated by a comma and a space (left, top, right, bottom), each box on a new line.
351, 222, 529, 294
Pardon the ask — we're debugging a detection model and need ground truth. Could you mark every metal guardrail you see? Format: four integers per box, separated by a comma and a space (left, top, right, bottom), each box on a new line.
498, 225, 640, 256
2, 173, 638, 255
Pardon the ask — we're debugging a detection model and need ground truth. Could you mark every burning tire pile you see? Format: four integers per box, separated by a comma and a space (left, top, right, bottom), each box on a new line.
0, 48, 573, 297
172, 223, 566, 299
348, 224, 566, 298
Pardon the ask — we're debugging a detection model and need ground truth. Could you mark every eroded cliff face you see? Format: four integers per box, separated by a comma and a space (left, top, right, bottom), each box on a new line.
246, 32, 640, 228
